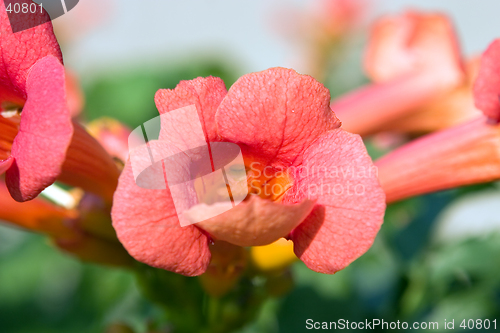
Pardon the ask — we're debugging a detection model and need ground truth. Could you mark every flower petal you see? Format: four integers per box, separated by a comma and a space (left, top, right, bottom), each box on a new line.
0, 0, 62, 100
0, 156, 13, 175
284, 129, 386, 274
155, 76, 227, 142
365, 11, 464, 88
195, 196, 316, 247
474, 39, 500, 122
216, 67, 340, 166
111, 148, 211, 276
6, 56, 73, 201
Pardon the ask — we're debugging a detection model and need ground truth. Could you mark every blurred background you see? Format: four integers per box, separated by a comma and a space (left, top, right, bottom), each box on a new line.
63, 0, 500, 76
1, 0, 500, 332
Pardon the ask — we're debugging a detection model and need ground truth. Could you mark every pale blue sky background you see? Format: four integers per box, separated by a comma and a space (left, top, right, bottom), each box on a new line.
57, 0, 500, 77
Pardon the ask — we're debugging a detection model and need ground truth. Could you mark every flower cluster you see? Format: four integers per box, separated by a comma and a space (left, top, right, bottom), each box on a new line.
1, 1, 499, 312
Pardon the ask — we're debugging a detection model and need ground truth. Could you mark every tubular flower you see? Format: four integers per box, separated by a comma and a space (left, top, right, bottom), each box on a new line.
333, 11, 472, 136
0, 1, 119, 202
375, 40, 500, 203
112, 67, 386, 276
0, 180, 133, 267
376, 118, 500, 203
0, 180, 77, 238
377, 58, 481, 135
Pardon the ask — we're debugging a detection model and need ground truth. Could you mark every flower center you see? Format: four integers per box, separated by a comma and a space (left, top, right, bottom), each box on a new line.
245, 162, 293, 202
0, 107, 21, 160
192, 160, 292, 206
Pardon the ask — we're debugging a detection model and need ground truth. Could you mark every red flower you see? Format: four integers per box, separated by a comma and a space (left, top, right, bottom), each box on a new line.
112, 68, 386, 276
0, 1, 72, 201
333, 11, 472, 136
376, 39, 500, 203
0, 1, 119, 202
376, 117, 500, 203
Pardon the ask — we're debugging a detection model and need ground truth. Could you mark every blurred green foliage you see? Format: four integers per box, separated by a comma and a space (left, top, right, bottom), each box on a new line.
0, 227, 151, 333
82, 58, 240, 129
